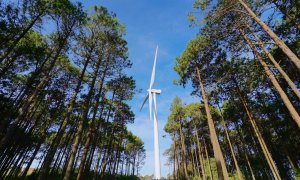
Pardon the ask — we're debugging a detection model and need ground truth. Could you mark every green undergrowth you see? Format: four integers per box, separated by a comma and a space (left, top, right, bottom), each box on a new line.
23, 171, 139, 180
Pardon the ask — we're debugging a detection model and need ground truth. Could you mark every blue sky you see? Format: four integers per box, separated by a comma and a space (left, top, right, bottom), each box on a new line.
82, 0, 200, 177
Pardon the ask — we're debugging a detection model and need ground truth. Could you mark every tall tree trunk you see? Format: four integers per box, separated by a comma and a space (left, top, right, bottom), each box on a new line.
178, 119, 189, 178
191, 146, 196, 176
194, 146, 201, 177
245, 152, 256, 180
245, 22, 300, 100
0, 9, 46, 64
92, 151, 102, 180
195, 130, 206, 180
63, 52, 103, 180
236, 125, 256, 180
38, 46, 94, 180
77, 71, 106, 180
238, 0, 300, 70
218, 105, 243, 180
175, 144, 180, 179
20, 143, 42, 179
196, 66, 229, 180
76, 129, 92, 180
240, 28, 300, 128
232, 78, 281, 180
204, 140, 214, 180
172, 134, 176, 180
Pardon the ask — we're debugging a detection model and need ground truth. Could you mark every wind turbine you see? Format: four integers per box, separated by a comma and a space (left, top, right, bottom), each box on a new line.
140, 46, 161, 179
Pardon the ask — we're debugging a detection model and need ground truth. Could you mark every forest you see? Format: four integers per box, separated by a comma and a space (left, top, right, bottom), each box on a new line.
0, 0, 145, 179
164, 0, 300, 179
0, 0, 300, 180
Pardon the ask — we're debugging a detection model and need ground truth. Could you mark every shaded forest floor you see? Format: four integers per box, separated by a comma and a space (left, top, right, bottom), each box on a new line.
5, 169, 139, 180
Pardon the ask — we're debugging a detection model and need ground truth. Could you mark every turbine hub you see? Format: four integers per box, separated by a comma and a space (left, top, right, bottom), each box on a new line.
148, 89, 161, 94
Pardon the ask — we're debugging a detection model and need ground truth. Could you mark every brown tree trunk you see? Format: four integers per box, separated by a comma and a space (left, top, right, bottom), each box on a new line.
238, 0, 300, 70
196, 66, 229, 180
204, 140, 214, 180
233, 78, 281, 180
245, 152, 256, 180
178, 120, 189, 178
172, 134, 176, 180
92, 152, 102, 180
236, 125, 256, 180
240, 28, 300, 128
38, 46, 94, 180
63, 53, 103, 180
218, 106, 243, 180
191, 146, 196, 176
76, 128, 93, 180
245, 22, 300, 100
0, 9, 45, 64
195, 130, 206, 180
77, 72, 107, 180
193, 145, 201, 177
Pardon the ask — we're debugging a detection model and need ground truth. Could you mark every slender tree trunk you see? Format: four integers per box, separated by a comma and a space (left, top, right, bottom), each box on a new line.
245, 22, 300, 100
172, 134, 176, 180
0, 9, 45, 64
235, 125, 256, 180
20, 143, 41, 179
76, 129, 92, 180
175, 145, 180, 179
93, 151, 102, 180
240, 28, 300, 128
218, 105, 243, 180
194, 146, 201, 177
238, 0, 300, 70
178, 120, 189, 178
63, 53, 103, 180
245, 152, 256, 180
196, 130, 206, 180
196, 66, 229, 180
204, 140, 214, 180
77, 73, 106, 180
191, 146, 196, 176
38, 46, 94, 180
233, 78, 281, 180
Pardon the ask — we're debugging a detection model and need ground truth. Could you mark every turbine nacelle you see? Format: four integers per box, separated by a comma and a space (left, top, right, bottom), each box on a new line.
148, 89, 161, 94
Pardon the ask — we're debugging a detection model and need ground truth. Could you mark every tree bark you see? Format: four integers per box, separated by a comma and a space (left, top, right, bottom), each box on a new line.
238, 0, 300, 70
245, 22, 300, 100
38, 46, 94, 180
195, 130, 206, 180
240, 28, 300, 128
172, 134, 177, 180
63, 51, 103, 180
204, 140, 214, 180
178, 119, 189, 178
233, 78, 281, 180
218, 105, 243, 180
0, 9, 46, 64
196, 66, 229, 180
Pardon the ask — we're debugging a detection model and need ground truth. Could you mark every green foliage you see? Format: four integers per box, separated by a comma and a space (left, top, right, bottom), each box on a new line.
168, 0, 300, 179
0, 1, 145, 179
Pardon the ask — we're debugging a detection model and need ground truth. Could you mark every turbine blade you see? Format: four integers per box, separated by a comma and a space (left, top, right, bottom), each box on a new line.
150, 46, 158, 89
139, 93, 149, 111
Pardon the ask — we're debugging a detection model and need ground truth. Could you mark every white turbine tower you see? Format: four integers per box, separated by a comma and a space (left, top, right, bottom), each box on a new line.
140, 46, 161, 179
